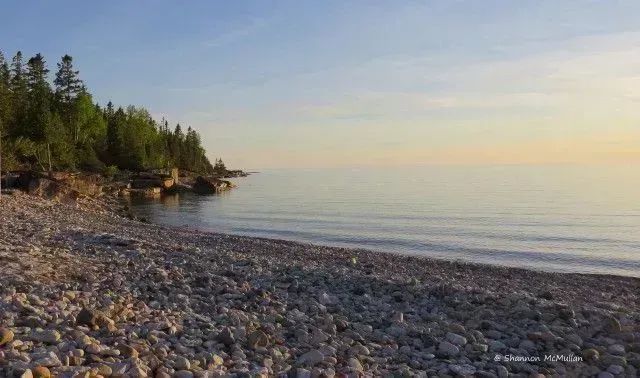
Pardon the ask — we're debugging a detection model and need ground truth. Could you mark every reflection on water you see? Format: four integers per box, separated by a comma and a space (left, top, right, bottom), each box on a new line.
129, 165, 640, 277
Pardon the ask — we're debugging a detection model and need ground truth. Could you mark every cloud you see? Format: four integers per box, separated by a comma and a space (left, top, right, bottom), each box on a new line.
203, 17, 270, 48
288, 30, 640, 123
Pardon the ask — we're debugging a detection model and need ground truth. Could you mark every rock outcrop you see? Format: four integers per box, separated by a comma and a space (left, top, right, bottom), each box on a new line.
192, 176, 234, 194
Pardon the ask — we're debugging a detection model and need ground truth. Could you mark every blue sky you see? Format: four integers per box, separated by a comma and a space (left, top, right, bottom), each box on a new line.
2, 1, 640, 168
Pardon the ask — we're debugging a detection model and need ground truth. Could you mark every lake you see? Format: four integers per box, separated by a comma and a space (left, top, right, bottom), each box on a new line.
129, 165, 640, 277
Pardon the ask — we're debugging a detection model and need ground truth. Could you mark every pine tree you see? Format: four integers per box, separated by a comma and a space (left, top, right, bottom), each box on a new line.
54, 54, 83, 105
9, 51, 29, 137
25, 53, 54, 170
10, 51, 26, 94
25, 54, 51, 140
0, 51, 10, 126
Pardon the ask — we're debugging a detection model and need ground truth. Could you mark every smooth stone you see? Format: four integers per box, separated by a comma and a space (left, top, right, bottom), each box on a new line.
609, 344, 626, 356
488, 340, 507, 352
175, 356, 191, 370
297, 350, 324, 366
76, 308, 98, 327
607, 365, 625, 375
446, 332, 467, 346
19, 369, 34, 378
348, 357, 363, 372
247, 330, 269, 349
32, 367, 52, 378
31, 329, 61, 344
438, 341, 460, 356
583, 348, 600, 361
117, 344, 139, 358
449, 364, 477, 376
0, 328, 14, 346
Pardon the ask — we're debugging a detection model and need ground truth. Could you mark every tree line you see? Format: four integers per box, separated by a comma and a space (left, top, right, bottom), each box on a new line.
0, 50, 215, 174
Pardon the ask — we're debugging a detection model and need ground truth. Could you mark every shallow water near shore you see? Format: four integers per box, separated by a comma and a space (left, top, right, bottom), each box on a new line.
129, 164, 640, 277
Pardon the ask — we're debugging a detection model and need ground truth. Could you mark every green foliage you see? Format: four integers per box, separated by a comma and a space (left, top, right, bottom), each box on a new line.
103, 165, 119, 178
0, 49, 215, 174
213, 158, 227, 174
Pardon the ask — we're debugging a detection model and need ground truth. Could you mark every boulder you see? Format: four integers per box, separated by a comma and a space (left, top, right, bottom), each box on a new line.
64, 174, 103, 196
131, 177, 174, 190
0, 173, 19, 189
193, 176, 233, 194
129, 187, 162, 198
13, 171, 102, 200
27, 176, 81, 202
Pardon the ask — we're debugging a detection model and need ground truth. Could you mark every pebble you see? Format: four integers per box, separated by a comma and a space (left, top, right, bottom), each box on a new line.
609, 344, 625, 355
175, 356, 191, 370
0, 328, 14, 346
32, 367, 51, 378
450, 363, 477, 376
297, 350, 324, 366
348, 357, 363, 372
583, 348, 600, 361
607, 364, 625, 375
247, 330, 269, 349
438, 341, 460, 356
446, 332, 467, 346
30, 329, 61, 344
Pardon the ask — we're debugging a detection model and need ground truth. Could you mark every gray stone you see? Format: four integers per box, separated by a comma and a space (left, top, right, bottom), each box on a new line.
449, 364, 477, 376
446, 332, 467, 346
297, 349, 324, 366
438, 341, 460, 356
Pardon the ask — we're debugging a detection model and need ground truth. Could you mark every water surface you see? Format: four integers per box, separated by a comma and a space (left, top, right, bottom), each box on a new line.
129, 165, 640, 277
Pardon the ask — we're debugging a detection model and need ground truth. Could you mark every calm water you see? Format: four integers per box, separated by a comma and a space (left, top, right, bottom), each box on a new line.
129, 165, 640, 277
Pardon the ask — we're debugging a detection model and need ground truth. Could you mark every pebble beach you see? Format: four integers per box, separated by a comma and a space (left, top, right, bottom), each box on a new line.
0, 191, 639, 377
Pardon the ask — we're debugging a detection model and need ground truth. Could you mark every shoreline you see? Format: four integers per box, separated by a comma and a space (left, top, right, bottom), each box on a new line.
164, 225, 640, 280
1, 192, 639, 377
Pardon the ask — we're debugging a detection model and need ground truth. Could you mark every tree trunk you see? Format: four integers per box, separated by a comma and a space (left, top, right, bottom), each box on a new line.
47, 143, 52, 173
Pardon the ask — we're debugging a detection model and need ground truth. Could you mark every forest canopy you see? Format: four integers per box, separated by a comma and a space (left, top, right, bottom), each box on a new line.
0, 50, 214, 174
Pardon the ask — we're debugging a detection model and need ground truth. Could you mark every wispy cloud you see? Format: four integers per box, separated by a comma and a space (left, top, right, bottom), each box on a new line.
203, 16, 271, 48
286, 31, 640, 124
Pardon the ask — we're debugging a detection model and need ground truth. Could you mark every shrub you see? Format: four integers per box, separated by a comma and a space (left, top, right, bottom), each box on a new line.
103, 165, 119, 178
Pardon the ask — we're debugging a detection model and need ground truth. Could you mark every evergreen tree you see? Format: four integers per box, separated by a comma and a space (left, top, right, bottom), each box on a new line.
9, 51, 28, 137
0, 51, 10, 127
25, 54, 51, 141
54, 54, 83, 105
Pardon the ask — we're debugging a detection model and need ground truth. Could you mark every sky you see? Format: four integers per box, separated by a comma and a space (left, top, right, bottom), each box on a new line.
2, 1, 640, 169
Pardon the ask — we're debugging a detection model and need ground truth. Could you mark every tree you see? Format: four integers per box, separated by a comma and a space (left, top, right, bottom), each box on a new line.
54, 54, 83, 105
72, 91, 106, 146
25, 54, 54, 170
0, 51, 10, 125
213, 158, 226, 174
9, 51, 28, 137
25, 54, 51, 134
72, 92, 106, 170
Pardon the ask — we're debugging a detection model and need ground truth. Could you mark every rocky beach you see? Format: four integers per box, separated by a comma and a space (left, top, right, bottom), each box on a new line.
0, 191, 639, 378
